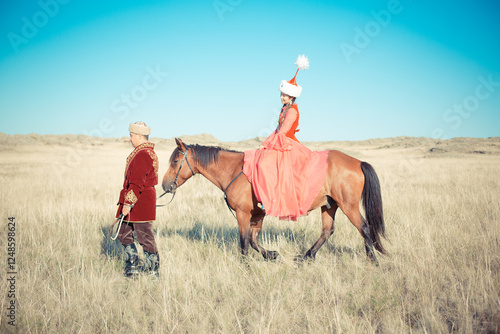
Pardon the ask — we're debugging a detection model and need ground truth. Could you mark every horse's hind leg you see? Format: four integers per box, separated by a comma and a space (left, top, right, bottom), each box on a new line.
343, 205, 378, 264
303, 203, 338, 260
250, 213, 279, 261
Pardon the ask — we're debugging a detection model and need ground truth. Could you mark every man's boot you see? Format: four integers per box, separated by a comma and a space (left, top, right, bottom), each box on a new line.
143, 251, 160, 278
123, 243, 140, 277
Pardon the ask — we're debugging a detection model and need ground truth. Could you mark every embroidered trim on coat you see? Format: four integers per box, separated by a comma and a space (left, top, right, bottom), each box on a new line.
125, 189, 138, 204
125, 142, 155, 176
147, 150, 159, 176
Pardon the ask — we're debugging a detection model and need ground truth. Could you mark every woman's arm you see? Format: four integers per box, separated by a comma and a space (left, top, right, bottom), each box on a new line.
277, 107, 298, 135
260, 106, 298, 151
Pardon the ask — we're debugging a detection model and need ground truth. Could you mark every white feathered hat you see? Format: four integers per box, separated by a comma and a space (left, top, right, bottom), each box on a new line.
279, 55, 309, 98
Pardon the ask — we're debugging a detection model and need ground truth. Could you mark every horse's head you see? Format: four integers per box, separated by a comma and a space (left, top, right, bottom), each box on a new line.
162, 138, 196, 193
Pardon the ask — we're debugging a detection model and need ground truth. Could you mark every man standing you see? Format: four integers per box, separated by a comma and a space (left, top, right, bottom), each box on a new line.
116, 122, 160, 277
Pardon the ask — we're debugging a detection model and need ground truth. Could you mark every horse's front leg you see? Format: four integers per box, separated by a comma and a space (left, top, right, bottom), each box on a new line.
236, 209, 251, 256
249, 211, 280, 261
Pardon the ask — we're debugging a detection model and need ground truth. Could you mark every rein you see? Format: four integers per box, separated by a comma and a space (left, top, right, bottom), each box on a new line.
223, 170, 243, 219
109, 214, 124, 240
110, 145, 196, 238
156, 145, 195, 207
156, 144, 243, 219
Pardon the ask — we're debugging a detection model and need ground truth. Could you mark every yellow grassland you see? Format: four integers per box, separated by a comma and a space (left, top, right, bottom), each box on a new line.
0, 135, 499, 333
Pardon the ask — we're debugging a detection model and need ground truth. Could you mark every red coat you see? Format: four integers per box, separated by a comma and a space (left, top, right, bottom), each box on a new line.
116, 142, 159, 222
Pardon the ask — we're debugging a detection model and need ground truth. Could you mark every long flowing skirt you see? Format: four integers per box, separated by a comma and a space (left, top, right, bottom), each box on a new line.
243, 139, 328, 221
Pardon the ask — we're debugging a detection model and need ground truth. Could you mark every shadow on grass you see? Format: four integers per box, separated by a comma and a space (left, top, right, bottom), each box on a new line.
99, 221, 362, 262
159, 221, 239, 247
158, 221, 361, 259
100, 226, 124, 260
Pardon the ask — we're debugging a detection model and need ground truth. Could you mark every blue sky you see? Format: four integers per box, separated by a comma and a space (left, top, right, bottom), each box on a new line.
0, 0, 499, 141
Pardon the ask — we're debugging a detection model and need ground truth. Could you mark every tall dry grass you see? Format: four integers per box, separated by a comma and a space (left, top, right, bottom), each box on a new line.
0, 141, 499, 333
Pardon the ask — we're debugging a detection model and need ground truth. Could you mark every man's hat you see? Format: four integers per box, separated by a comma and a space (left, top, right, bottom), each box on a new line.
279, 55, 310, 98
129, 122, 151, 136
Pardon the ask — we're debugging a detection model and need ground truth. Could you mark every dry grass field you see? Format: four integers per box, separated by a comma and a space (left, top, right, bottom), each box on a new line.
0, 134, 499, 333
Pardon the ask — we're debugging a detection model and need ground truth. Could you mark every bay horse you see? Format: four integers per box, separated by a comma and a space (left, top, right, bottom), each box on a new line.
162, 138, 386, 263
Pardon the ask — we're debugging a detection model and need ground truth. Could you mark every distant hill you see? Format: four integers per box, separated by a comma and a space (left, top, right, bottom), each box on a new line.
1, 132, 499, 155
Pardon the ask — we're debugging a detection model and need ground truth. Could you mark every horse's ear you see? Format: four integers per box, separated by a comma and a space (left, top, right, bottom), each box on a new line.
175, 138, 186, 152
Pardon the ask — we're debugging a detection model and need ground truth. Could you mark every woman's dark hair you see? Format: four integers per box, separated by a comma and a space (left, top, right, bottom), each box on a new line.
282, 97, 296, 114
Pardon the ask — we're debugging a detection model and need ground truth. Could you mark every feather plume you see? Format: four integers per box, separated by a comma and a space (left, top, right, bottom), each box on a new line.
295, 54, 309, 71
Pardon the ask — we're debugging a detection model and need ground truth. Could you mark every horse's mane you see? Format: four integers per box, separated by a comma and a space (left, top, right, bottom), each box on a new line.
170, 144, 242, 168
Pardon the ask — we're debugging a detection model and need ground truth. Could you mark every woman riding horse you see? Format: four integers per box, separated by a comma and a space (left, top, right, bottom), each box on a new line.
162, 56, 386, 263
243, 55, 329, 221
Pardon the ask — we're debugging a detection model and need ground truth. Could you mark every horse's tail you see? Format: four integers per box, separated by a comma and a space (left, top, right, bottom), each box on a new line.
360, 162, 387, 254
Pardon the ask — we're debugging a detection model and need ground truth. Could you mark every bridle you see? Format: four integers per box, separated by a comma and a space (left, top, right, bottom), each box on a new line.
108, 145, 196, 240
156, 144, 243, 219
157, 145, 195, 207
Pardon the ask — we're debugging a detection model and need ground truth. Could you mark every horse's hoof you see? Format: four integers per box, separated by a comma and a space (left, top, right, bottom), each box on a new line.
294, 254, 315, 264
366, 252, 379, 266
264, 251, 280, 262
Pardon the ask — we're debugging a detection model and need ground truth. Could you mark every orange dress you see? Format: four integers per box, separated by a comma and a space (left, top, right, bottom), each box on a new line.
243, 104, 329, 221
